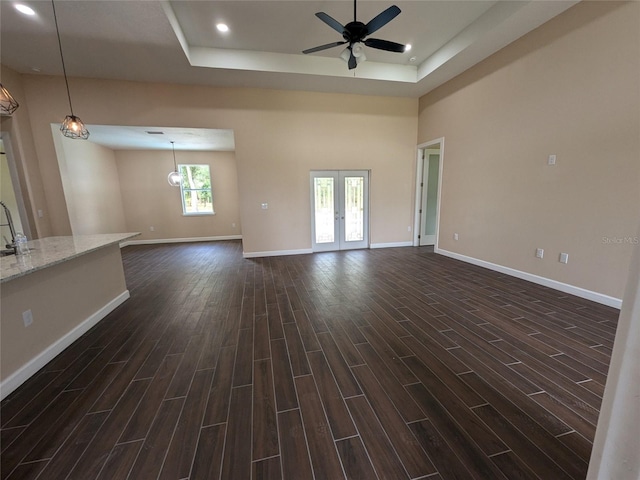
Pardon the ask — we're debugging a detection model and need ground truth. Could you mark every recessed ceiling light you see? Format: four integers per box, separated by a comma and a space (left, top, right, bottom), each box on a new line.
216, 23, 229, 33
409, 57, 416, 62
404, 44, 412, 52
15, 4, 36, 15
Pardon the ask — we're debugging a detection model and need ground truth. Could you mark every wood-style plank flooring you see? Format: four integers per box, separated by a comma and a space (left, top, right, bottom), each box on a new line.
1, 241, 620, 479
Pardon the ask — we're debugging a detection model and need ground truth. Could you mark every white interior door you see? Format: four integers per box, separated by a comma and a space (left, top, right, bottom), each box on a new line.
311, 170, 369, 252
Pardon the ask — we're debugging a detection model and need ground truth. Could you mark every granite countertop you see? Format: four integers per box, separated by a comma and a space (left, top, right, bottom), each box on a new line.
0, 233, 140, 283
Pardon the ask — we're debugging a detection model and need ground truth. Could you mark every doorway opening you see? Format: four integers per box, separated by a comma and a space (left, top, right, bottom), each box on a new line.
413, 139, 444, 248
310, 170, 369, 252
0, 134, 32, 241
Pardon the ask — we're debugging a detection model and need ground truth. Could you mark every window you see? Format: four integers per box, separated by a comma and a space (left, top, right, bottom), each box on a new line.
179, 164, 214, 215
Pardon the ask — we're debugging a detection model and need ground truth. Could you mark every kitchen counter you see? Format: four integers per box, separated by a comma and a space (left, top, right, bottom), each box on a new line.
1, 233, 139, 283
1, 232, 140, 400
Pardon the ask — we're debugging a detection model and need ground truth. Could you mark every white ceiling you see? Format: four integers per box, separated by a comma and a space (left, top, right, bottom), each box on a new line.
1, 0, 579, 99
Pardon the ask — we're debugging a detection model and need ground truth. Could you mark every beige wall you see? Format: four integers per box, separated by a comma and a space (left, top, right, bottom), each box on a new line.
417, 1, 640, 299
16, 77, 418, 254
116, 149, 241, 241
52, 128, 127, 235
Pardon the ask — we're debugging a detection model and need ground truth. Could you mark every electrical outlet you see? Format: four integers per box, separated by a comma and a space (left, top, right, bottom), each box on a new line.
407, 226, 412, 232
548, 154, 557, 166
559, 253, 569, 264
22, 309, 33, 327
149, 226, 155, 232
536, 248, 544, 259
454, 233, 459, 241
261, 203, 268, 210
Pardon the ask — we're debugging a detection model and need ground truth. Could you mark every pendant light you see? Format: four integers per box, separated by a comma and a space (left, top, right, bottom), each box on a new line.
52, 0, 89, 139
167, 141, 181, 186
0, 84, 20, 115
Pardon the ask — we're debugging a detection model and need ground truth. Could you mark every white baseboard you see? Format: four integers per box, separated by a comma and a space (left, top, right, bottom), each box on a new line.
244, 241, 414, 257
120, 235, 242, 247
370, 241, 413, 249
243, 248, 313, 258
436, 248, 622, 309
0, 290, 130, 401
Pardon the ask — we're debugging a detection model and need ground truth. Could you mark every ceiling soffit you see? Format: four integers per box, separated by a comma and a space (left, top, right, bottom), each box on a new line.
163, 0, 579, 92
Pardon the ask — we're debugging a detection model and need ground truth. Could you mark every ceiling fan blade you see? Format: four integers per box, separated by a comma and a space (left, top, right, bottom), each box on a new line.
315, 12, 345, 34
365, 5, 401, 35
364, 38, 406, 53
303, 41, 347, 54
348, 50, 357, 70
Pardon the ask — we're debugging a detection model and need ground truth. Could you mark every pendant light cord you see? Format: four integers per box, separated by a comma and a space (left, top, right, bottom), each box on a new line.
51, 0, 74, 115
171, 141, 177, 170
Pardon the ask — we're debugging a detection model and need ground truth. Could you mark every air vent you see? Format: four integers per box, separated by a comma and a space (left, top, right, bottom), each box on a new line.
145, 131, 164, 135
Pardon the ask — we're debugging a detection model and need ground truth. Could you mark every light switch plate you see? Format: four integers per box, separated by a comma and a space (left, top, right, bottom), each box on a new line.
559, 253, 569, 264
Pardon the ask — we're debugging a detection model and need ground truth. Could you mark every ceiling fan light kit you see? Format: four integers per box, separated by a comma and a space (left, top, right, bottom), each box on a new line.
303, 0, 406, 70
340, 44, 366, 66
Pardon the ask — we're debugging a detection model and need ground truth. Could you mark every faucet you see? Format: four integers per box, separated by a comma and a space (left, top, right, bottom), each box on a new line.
0, 200, 17, 253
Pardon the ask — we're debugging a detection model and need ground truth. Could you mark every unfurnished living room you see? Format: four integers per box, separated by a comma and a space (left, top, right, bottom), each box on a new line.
0, 1, 638, 479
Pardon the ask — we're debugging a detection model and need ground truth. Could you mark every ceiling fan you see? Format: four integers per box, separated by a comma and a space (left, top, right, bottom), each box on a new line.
302, 0, 406, 70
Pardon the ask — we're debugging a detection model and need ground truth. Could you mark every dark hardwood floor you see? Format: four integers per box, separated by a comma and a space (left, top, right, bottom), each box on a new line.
1, 240, 620, 479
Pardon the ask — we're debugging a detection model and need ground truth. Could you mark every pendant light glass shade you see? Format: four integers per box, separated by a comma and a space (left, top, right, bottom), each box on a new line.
340, 47, 351, 63
167, 171, 181, 187
61, 114, 89, 139
0, 83, 19, 115
351, 42, 365, 58
52, 0, 89, 140
168, 141, 181, 186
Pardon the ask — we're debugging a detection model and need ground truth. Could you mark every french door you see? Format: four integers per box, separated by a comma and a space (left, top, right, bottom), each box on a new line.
310, 170, 369, 252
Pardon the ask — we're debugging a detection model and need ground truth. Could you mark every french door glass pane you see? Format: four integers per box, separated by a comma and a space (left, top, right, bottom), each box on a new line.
344, 176, 364, 242
314, 177, 335, 243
